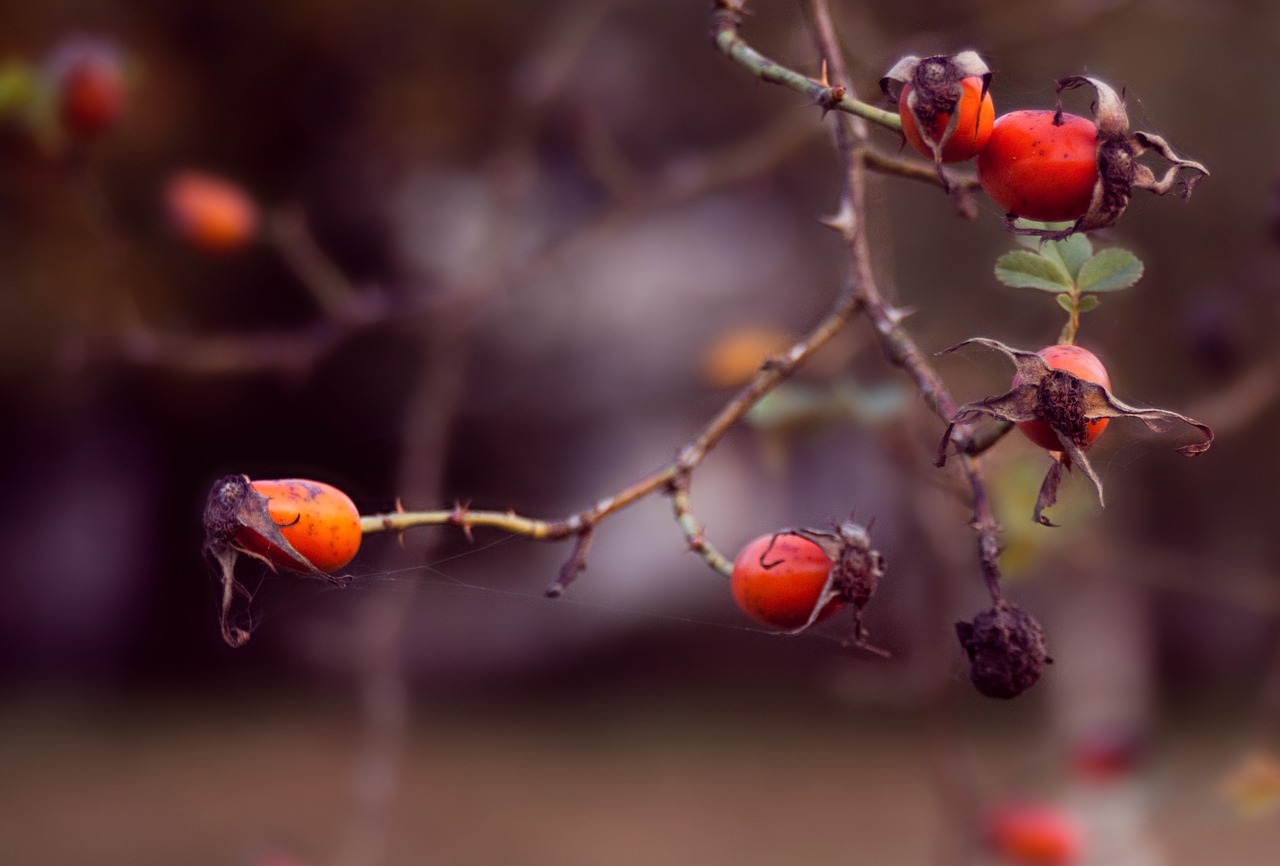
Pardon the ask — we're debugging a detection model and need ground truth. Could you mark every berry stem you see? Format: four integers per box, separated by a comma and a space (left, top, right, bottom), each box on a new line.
1060, 287, 1081, 345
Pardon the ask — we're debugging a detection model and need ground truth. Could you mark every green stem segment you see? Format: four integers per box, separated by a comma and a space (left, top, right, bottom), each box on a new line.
710, 1, 901, 132
1059, 288, 1082, 345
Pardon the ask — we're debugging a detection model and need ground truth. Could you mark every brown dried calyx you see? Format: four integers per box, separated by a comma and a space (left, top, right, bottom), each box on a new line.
782, 516, 888, 656
936, 338, 1213, 526
202, 474, 348, 648
956, 602, 1050, 699
1016, 76, 1210, 240
880, 51, 991, 166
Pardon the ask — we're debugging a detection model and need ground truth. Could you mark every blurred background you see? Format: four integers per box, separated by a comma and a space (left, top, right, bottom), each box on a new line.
1, 0, 1279, 864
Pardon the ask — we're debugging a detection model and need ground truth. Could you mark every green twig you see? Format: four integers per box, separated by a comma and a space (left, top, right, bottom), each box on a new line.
711, 0, 900, 132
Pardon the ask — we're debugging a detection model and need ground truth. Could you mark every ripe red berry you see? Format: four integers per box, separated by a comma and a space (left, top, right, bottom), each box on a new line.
1014, 344, 1111, 451
986, 802, 1083, 865
899, 75, 994, 163
730, 532, 842, 630
235, 478, 361, 573
977, 111, 1098, 222
52, 40, 126, 138
165, 171, 260, 252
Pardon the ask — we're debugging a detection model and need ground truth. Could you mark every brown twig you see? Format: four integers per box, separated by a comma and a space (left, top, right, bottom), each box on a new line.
362, 273, 862, 579
799, 0, 1005, 605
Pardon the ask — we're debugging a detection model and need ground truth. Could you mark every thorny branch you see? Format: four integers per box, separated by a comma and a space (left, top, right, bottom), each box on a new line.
800, 0, 1006, 605
362, 0, 1008, 605
363, 273, 864, 587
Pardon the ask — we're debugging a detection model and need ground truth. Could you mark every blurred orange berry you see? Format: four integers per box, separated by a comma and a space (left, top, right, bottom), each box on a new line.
165, 170, 260, 252
699, 327, 794, 388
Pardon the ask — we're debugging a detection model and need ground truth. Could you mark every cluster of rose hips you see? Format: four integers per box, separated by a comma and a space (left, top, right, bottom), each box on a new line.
881, 51, 1208, 239
198, 49, 1211, 708
725, 52, 1212, 685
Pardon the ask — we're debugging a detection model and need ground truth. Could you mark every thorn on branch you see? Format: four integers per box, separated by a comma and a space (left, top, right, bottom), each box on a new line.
449, 500, 475, 543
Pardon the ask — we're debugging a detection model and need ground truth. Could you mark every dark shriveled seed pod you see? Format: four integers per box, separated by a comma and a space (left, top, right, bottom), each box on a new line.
956, 602, 1050, 699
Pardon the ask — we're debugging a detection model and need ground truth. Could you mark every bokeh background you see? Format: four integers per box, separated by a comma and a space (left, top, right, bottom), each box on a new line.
2, 1, 1279, 864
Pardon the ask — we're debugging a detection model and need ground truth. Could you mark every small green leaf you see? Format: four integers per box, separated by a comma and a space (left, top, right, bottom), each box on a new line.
1055, 234, 1093, 280
1055, 293, 1074, 312
1077, 248, 1143, 293
1076, 294, 1101, 313
1037, 240, 1068, 273
995, 251, 1073, 293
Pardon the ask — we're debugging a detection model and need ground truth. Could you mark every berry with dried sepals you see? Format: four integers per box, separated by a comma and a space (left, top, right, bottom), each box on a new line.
982, 76, 1208, 239
202, 474, 358, 647
1013, 344, 1112, 451
881, 50, 994, 165
732, 516, 888, 654
937, 338, 1212, 525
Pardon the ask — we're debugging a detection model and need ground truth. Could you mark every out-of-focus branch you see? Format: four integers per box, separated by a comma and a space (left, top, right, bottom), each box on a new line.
266, 205, 367, 322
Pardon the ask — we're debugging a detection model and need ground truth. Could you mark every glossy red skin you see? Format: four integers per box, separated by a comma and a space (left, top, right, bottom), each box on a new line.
1015, 344, 1111, 452
986, 803, 1083, 865
236, 479, 361, 573
978, 111, 1098, 221
899, 76, 994, 163
59, 53, 126, 137
731, 533, 842, 630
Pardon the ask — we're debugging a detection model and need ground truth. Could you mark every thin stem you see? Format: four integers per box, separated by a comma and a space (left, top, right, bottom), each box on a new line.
670, 473, 735, 578
864, 149, 980, 192
1059, 286, 1081, 345
267, 206, 365, 321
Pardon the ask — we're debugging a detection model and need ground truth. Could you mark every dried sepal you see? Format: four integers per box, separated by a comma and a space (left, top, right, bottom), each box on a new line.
956, 602, 1051, 699
936, 338, 1213, 525
202, 474, 348, 647
880, 50, 991, 175
1011, 76, 1209, 240
778, 516, 888, 656
1034, 460, 1066, 527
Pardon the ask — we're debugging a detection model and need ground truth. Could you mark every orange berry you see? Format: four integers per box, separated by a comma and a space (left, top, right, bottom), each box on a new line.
899, 75, 994, 163
164, 170, 259, 252
730, 532, 841, 630
235, 479, 361, 573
